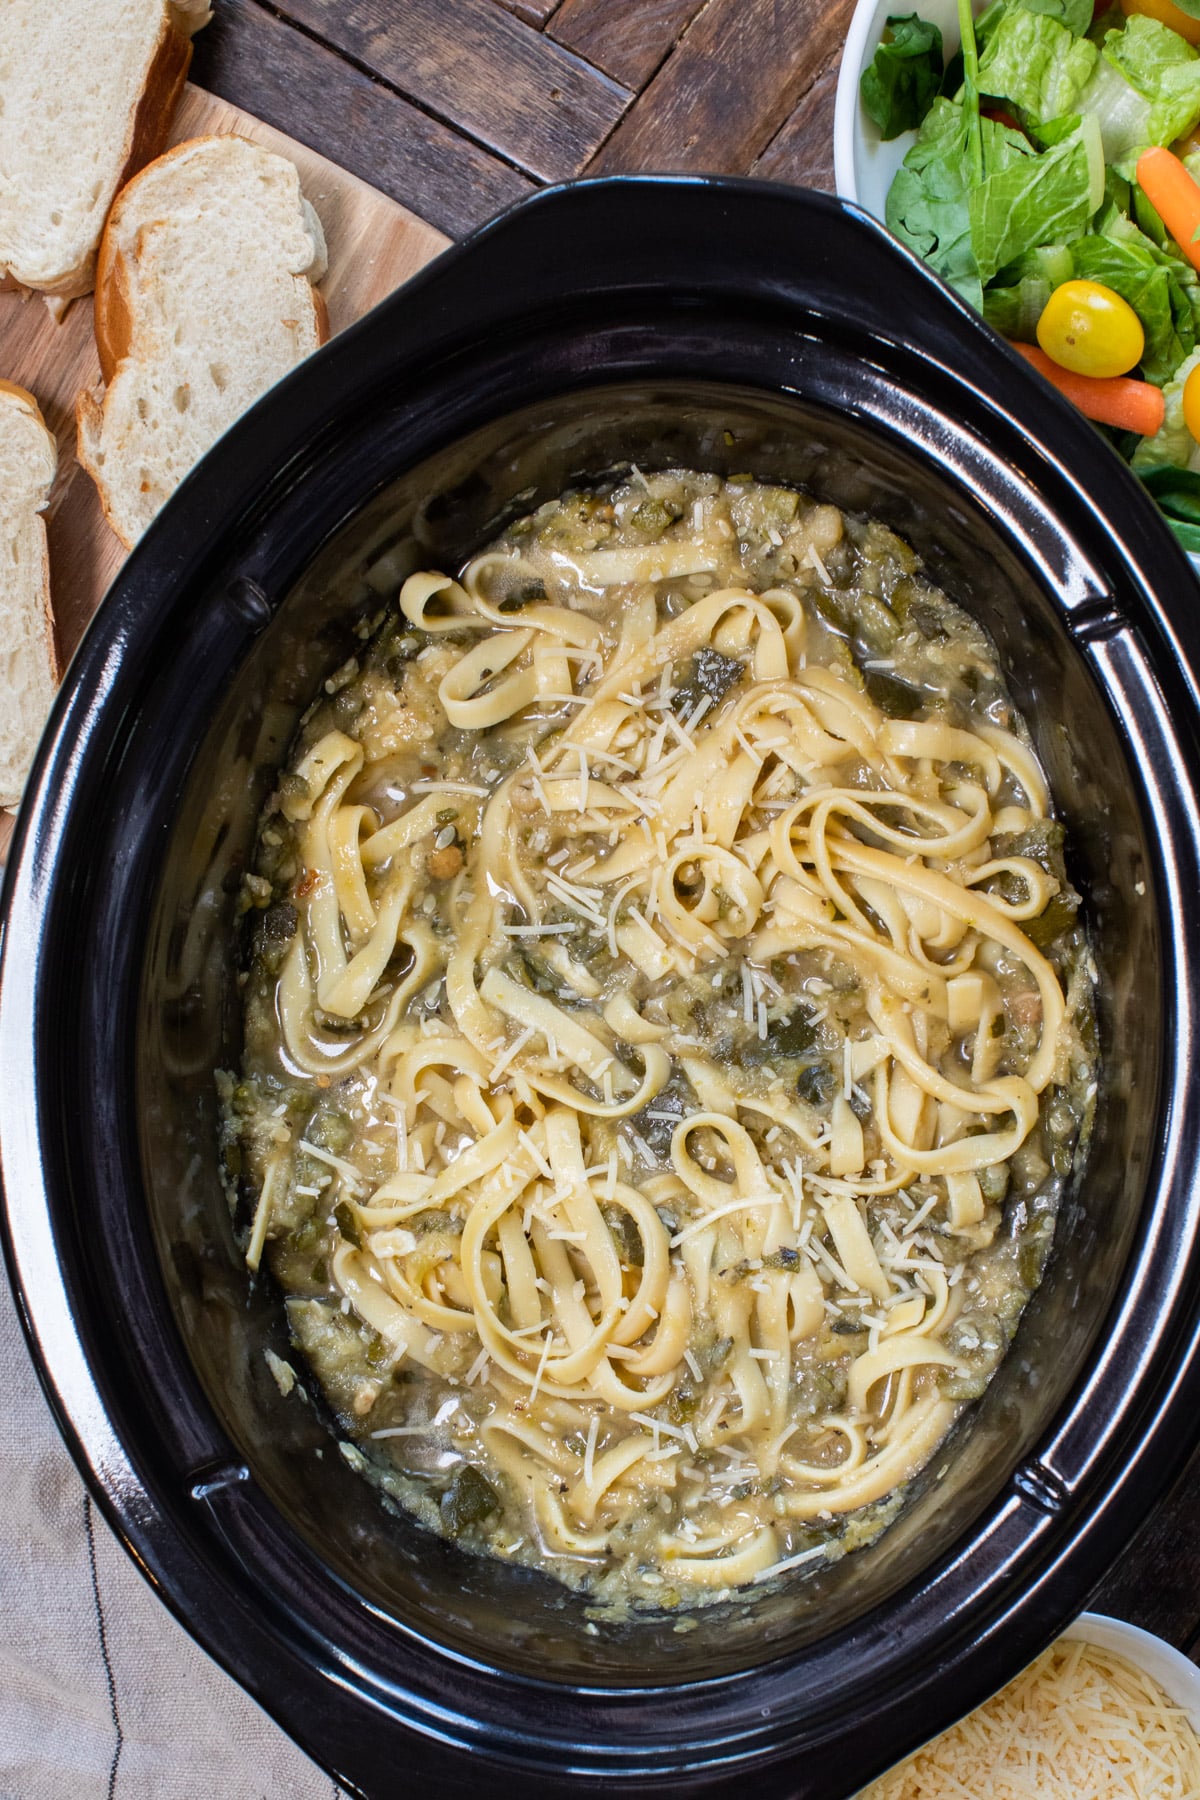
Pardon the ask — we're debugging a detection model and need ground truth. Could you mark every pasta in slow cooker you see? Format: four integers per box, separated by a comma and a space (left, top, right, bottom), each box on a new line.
222, 468, 1096, 1608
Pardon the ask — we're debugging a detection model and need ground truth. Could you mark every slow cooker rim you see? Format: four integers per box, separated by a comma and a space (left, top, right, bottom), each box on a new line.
4, 176, 1200, 1796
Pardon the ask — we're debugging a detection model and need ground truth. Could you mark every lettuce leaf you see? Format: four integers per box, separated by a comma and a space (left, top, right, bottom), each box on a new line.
1139, 466, 1200, 549
886, 97, 987, 305
1105, 12, 1197, 85
1102, 16, 1200, 145
981, 190, 1200, 382
983, 273, 1056, 334
889, 89, 1101, 297
1073, 231, 1195, 381
974, 0, 1094, 49
978, 8, 1098, 122
862, 13, 945, 139
1074, 55, 1154, 162
1149, 62, 1200, 141
968, 117, 1103, 281
1020, 0, 1095, 35
984, 243, 1075, 337
1132, 346, 1200, 470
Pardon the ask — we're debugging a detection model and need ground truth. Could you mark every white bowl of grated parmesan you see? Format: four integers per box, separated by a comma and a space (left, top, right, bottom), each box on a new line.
860, 1612, 1200, 1798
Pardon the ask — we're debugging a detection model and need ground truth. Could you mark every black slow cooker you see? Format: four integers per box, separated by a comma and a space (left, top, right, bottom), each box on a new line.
4, 179, 1200, 1798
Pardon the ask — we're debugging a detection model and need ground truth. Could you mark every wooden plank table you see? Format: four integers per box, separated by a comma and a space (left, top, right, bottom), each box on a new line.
188, 0, 848, 235
4, 0, 1195, 1691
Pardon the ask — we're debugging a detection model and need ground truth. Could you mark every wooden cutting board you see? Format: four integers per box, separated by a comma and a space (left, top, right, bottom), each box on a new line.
0, 84, 448, 860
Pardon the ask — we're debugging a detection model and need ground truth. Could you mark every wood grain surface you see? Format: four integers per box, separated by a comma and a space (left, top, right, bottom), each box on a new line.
588, 0, 850, 175
192, 0, 536, 237
549, 0, 708, 92
0, 82, 446, 857
261, 0, 630, 181
189, 0, 846, 237
753, 50, 847, 188
499, 0, 564, 23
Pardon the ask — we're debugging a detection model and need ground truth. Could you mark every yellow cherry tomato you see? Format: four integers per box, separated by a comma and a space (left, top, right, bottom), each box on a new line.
1183, 362, 1200, 442
1036, 280, 1145, 379
1120, 0, 1200, 47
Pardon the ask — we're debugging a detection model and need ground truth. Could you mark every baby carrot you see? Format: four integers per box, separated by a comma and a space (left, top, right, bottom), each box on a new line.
1012, 343, 1166, 435
1136, 146, 1200, 272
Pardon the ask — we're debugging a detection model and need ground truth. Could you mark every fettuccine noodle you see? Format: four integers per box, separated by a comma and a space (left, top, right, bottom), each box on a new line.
224, 470, 1095, 1609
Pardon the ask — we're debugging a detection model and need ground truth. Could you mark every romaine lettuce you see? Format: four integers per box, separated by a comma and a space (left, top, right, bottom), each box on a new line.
1074, 56, 1154, 162
889, 84, 1101, 296
1105, 13, 1198, 87
984, 244, 1075, 337
978, 9, 1098, 122
968, 116, 1103, 281
1132, 345, 1200, 469
1073, 232, 1196, 380
983, 273, 1056, 334
1021, 0, 1094, 35
1102, 15, 1200, 146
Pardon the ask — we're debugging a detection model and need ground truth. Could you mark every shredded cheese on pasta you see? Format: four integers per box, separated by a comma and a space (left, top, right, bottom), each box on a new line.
231, 473, 1095, 1605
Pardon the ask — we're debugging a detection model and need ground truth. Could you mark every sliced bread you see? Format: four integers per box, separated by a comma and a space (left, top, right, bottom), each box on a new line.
76, 134, 329, 547
0, 0, 211, 300
0, 382, 59, 809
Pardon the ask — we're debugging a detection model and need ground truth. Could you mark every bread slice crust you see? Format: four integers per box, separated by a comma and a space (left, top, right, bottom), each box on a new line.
0, 1, 210, 300
0, 381, 59, 810
93, 131, 330, 381
77, 134, 329, 547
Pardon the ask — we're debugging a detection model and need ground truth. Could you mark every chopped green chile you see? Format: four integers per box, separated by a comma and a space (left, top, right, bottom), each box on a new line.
440, 1465, 502, 1536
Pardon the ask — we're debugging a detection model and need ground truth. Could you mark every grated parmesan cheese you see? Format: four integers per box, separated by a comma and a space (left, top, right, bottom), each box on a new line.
860, 1638, 1200, 1800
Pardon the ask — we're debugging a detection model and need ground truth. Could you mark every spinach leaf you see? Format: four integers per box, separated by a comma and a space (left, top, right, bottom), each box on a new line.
602, 1203, 645, 1266
672, 646, 744, 719
886, 98, 986, 305
861, 13, 944, 139
742, 1003, 821, 1066
1164, 514, 1200, 551
984, 242, 1074, 340
864, 668, 925, 716
440, 1465, 500, 1536
796, 1060, 838, 1106
1141, 463, 1200, 519
1139, 465, 1200, 549
497, 579, 546, 613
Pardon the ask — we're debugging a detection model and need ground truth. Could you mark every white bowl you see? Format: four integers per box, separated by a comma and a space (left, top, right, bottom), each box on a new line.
1063, 1612, 1200, 1728
833, 0, 967, 217
855, 1612, 1200, 1793
833, 1, 1200, 578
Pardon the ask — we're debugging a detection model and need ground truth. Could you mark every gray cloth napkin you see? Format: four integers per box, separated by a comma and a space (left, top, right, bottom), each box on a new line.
0, 1271, 345, 1800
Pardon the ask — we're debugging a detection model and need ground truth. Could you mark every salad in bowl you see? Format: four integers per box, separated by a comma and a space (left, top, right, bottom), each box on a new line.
844, 0, 1200, 550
